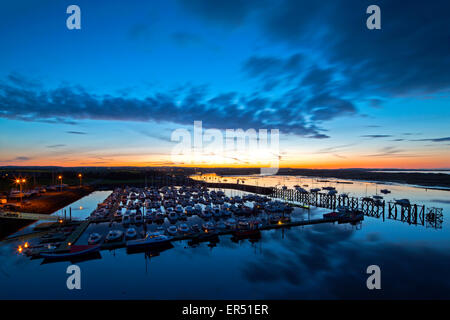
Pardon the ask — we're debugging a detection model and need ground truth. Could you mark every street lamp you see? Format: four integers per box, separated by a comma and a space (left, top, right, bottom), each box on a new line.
78, 173, 82, 187
15, 178, 26, 203
58, 175, 63, 192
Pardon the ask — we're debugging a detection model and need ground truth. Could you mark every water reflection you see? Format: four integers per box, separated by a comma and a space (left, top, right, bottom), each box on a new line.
1, 181, 449, 299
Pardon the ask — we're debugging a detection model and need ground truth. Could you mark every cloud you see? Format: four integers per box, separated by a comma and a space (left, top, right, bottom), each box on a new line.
0, 75, 357, 138
46, 144, 66, 148
366, 146, 412, 157
413, 137, 450, 143
360, 135, 392, 139
184, 0, 450, 97
14, 156, 30, 161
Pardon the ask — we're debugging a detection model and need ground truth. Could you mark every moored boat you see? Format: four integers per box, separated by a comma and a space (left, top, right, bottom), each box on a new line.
88, 233, 102, 245
40, 244, 100, 259
106, 230, 123, 242
126, 232, 172, 248
125, 228, 137, 239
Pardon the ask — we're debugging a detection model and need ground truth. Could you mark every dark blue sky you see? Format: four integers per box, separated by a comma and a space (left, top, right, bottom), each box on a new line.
0, 0, 449, 168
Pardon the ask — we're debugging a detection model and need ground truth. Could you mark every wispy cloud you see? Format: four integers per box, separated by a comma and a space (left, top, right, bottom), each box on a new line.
413, 137, 450, 143
360, 135, 392, 139
46, 144, 66, 148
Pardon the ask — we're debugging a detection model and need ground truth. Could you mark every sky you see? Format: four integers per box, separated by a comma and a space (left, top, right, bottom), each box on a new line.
0, 0, 449, 169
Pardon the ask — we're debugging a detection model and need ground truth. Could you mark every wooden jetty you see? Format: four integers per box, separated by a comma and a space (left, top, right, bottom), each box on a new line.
269, 187, 443, 228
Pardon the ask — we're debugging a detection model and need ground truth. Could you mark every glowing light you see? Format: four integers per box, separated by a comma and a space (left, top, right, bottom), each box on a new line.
15, 179, 20, 184
79, 206, 83, 210
21, 179, 26, 183
58, 175, 62, 180
78, 173, 82, 178
59, 219, 63, 223
24, 242, 29, 248
17, 246, 23, 253
277, 221, 283, 225
68, 242, 72, 246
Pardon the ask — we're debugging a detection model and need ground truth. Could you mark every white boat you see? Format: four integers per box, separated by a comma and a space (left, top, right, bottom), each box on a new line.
202, 221, 215, 232
125, 228, 137, 239
224, 218, 237, 229
191, 224, 201, 232
126, 232, 172, 248
212, 206, 222, 218
88, 233, 102, 245
178, 223, 189, 233
106, 230, 123, 242
168, 211, 178, 222
175, 205, 184, 214
167, 225, 178, 235
185, 206, 194, 216
202, 206, 213, 219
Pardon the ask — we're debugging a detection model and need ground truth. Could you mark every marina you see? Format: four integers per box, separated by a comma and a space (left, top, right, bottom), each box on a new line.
1, 175, 449, 299
13, 184, 366, 261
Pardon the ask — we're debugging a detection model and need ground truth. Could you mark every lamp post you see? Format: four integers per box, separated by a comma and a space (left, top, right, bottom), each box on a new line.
58, 175, 63, 192
15, 178, 26, 203
78, 173, 82, 187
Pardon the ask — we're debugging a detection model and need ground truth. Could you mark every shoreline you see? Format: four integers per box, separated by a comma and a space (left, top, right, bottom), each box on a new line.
6, 186, 94, 215
201, 168, 450, 190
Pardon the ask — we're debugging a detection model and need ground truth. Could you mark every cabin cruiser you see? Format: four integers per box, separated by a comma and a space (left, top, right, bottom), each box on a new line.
106, 230, 123, 242
88, 233, 102, 245
380, 189, 391, 194
202, 221, 216, 232
224, 218, 237, 229
191, 224, 201, 233
310, 188, 321, 193
202, 206, 213, 219
168, 211, 178, 222
212, 206, 222, 218
126, 232, 172, 248
185, 206, 194, 216
178, 223, 190, 234
125, 227, 137, 239
194, 204, 203, 215
167, 225, 178, 236
175, 205, 184, 215
238, 219, 250, 230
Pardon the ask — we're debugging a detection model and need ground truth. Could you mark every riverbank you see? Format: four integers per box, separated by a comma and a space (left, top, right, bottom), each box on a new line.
6, 186, 94, 214
196, 168, 450, 189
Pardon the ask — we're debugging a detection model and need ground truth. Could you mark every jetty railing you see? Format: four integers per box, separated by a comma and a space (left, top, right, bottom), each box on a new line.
199, 181, 443, 229
269, 187, 443, 229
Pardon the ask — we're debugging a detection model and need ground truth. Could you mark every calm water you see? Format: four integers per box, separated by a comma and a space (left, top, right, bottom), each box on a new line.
1, 179, 449, 299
